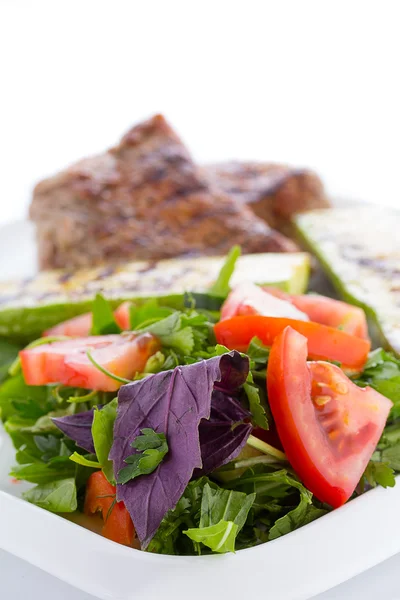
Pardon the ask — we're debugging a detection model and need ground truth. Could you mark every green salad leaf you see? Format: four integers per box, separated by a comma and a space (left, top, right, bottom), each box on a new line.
23, 478, 77, 513
92, 398, 117, 483
184, 520, 238, 553
209, 245, 241, 297
0, 339, 21, 383
91, 294, 121, 335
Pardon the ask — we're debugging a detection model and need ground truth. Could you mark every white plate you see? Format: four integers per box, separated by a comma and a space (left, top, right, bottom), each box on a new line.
1, 219, 400, 600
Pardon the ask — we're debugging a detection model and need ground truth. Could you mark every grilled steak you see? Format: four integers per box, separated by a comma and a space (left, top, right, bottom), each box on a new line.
204, 161, 330, 233
30, 115, 297, 270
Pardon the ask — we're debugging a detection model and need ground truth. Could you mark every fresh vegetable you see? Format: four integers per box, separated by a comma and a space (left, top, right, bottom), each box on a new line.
266, 326, 392, 507
1, 244, 399, 557
264, 288, 368, 338
220, 282, 308, 321
215, 315, 371, 371
84, 471, 135, 546
0, 252, 310, 342
110, 351, 251, 548
20, 333, 160, 391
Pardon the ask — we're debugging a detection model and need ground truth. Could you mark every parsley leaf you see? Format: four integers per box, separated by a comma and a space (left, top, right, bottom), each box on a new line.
364, 460, 396, 489
117, 428, 169, 485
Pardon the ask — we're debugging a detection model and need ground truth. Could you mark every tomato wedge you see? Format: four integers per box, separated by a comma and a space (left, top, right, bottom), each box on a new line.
84, 471, 134, 546
267, 326, 392, 507
44, 313, 93, 337
114, 301, 133, 330
20, 333, 160, 391
214, 315, 370, 371
265, 288, 369, 339
43, 301, 133, 337
220, 282, 308, 321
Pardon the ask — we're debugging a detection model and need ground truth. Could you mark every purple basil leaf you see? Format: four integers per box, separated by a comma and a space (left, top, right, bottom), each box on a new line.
195, 390, 252, 475
110, 351, 249, 548
52, 409, 96, 454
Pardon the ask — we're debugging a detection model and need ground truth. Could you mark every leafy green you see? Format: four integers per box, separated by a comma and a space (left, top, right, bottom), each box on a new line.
269, 489, 326, 540
199, 483, 255, 531
10, 457, 76, 484
92, 398, 117, 483
363, 460, 396, 489
184, 520, 238, 553
91, 293, 121, 335
69, 452, 101, 469
209, 245, 241, 297
0, 375, 55, 422
0, 339, 21, 383
117, 428, 169, 485
130, 299, 175, 330
138, 312, 194, 355
23, 478, 77, 513
149, 477, 254, 555
243, 372, 269, 430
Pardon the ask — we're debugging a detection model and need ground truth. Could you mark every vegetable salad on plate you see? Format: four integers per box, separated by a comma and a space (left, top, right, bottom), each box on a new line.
1, 246, 399, 555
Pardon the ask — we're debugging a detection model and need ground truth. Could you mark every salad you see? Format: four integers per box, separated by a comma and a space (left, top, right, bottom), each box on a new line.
1, 247, 399, 556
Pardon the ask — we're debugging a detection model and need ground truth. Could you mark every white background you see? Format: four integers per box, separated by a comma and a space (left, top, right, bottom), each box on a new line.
1, 0, 400, 598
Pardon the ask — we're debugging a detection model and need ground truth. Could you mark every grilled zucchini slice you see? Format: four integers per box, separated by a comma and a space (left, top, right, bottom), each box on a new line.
295, 206, 400, 355
0, 253, 310, 342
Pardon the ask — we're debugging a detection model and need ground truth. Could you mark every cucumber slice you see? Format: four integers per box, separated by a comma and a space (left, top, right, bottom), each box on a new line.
0, 253, 310, 342
295, 206, 400, 355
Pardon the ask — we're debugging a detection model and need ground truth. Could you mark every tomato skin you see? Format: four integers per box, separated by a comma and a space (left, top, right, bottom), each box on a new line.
20, 333, 160, 391
214, 315, 370, 371
265, 288, 369, 339
84, 471, 134, 546
267, 326, 392, 508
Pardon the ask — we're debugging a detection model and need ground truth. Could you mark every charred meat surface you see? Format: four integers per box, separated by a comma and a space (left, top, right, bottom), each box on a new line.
30, 115, 296, 270
204, 161, 330, 233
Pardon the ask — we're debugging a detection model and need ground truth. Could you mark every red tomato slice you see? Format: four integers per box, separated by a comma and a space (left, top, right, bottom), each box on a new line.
265, 288, 369, 339
84, 471, 134, 546
44, 313, 93, 337
267, 326, 392, 507
214, 315, 370, 371
114, 301, 132, 330
43, 302, 134, 337
20, 333, 160, 391
221, 283, 308, 321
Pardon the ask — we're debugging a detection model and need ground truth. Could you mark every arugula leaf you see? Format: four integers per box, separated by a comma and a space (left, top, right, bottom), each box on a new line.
117, 429, 169, 485
0, 375, 55, 422
268, 488, 326, 540
10, 457, 76, 484
199, 483, 255, 531
184, 520, 238, 553
23, 478, 77, 513
209, 245, 241, 297
364, 460, 396, 489
92, 398, 117, 483
91, 294, 121, 335
69, 452, 101, 469
243, 372, 269, 430
0, 339, 21, 383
